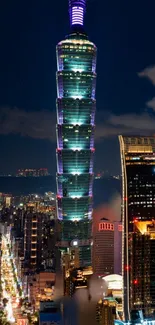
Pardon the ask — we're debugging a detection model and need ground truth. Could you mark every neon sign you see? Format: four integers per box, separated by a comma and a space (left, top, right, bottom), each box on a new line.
99, 222, 114, 231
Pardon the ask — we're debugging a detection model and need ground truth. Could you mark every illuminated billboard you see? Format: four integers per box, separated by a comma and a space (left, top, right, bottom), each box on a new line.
98, 222, 114, 231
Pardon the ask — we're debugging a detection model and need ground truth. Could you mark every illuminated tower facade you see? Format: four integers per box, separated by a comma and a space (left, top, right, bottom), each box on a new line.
56, 0, 97, 266
119, 136, 155, 319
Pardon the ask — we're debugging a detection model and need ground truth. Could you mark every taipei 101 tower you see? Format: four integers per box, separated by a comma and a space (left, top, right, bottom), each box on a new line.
56, 0, 97, 267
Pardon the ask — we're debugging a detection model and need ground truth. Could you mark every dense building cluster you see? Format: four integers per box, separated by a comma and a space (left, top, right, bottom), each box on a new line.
16, 169, 49, 177
0, 192, 56, 315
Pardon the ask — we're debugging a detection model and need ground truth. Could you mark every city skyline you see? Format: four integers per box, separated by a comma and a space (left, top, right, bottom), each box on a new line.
0, 0, 155, 174
1, 0, 155, 322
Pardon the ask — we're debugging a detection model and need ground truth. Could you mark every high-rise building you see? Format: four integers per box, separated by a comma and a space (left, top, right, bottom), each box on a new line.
114, 221, 122, 275
119, 136, 155, 319
92, 216, 122, 276
24, 208, 56, 272
56, 0, 97, 267
24, 209, 44, 271
63, 273, 105, 325
65, 268, 88, 296
96, 299, 117, 325
93, 219, 115, 275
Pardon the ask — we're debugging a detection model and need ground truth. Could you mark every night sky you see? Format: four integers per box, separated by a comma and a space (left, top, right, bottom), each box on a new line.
0, 0, 155, 175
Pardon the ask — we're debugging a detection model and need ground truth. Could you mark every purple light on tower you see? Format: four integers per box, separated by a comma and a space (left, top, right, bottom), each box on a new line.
69, 0, 86, 27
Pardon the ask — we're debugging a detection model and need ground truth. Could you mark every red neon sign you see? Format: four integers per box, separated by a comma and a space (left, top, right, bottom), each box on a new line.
98, 222, 114, 231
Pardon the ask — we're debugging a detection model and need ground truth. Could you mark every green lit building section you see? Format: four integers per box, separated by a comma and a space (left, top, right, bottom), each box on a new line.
57, 98, 96, 125
57, 149, 93, 174
57, 124, 94, 150
57, 197, 92, 221
56, 10, 97, 266
57, 173, 93, 197
57, 220, 91, 243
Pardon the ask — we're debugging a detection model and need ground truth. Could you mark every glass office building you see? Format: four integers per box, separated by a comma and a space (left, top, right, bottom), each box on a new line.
119, 136, 155, 320
56, 0, 97, 266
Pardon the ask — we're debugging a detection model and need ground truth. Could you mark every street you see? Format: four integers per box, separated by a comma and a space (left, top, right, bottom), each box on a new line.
1, 234, 22, 323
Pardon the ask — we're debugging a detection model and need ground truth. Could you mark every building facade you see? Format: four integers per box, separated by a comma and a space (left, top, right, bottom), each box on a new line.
114, 222, 122, 275
93, 217, 122, 276
56, 0, 97, 266
96, 299, 117, 325
119, 136, 155, 319
93, 220, 115, 275
24, 209, 43, 271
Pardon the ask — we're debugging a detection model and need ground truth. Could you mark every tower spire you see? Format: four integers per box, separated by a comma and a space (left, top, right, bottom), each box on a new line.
69, 0, 86, 28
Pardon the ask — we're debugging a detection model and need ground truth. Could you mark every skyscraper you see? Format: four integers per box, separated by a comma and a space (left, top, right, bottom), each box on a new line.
92, 218, 122, 276
24, 208, 44, 271
56, 0, 97, 266
93, 218, 115, 276
119, 136, 155, 319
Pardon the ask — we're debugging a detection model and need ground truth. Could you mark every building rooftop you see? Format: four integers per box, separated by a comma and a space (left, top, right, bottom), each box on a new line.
102, 274, 123, 290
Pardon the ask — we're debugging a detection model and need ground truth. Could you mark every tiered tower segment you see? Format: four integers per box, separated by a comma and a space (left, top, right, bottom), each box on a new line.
56, 0, 97, 266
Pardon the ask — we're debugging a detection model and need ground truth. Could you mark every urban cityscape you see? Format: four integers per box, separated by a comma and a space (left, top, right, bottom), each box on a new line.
0, 0, 155, 325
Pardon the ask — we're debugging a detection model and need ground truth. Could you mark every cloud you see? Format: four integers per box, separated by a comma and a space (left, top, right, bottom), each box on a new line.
0, 107, 56, 140
93, 193, 121, 222
138, 65, 155, 85
1, 106, 155, 141
146, 97, 155, 110
1, 65, 155, 142
95, 112, 155, 140
95, 63, 155, 138
96, 65, 155, 138
138, 65, 155, 110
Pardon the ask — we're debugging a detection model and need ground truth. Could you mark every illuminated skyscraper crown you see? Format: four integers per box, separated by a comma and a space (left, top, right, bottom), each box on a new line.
69, 0, 86, 27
